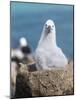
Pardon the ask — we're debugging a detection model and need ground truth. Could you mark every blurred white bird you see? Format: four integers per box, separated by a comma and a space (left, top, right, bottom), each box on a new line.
35, 19, 68, 70
11, 49, 24, 98
19, 37, 34, 64
19, 37, 31, 55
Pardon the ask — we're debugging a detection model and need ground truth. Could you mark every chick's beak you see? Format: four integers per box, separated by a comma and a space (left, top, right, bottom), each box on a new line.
46, 25, 51, 33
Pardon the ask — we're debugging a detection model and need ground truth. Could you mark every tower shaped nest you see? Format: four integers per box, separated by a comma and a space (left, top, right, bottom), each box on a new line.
15, 61, 74, 98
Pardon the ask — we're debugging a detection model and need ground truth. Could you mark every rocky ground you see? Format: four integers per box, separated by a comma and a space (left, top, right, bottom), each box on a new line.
12, 60, 74, 98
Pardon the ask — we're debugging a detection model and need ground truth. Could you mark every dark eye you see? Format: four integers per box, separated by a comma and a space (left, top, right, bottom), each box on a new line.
45, 24, 47, 27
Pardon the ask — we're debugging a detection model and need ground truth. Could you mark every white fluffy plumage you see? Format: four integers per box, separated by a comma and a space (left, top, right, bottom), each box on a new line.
11, 49, 24, 60
35, 19, 68, 70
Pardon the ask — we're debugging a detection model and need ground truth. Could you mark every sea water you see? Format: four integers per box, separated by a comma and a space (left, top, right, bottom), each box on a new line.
11, 2, 73, 59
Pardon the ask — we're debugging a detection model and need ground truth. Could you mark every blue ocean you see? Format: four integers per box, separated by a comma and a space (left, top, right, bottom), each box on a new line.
11, 2, 73, 59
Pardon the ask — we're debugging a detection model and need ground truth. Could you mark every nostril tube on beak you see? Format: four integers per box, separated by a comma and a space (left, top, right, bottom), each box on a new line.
47, 25, 51, 29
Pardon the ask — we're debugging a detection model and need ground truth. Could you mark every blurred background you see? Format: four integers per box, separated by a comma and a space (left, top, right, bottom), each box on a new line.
11, 2, 73, 59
